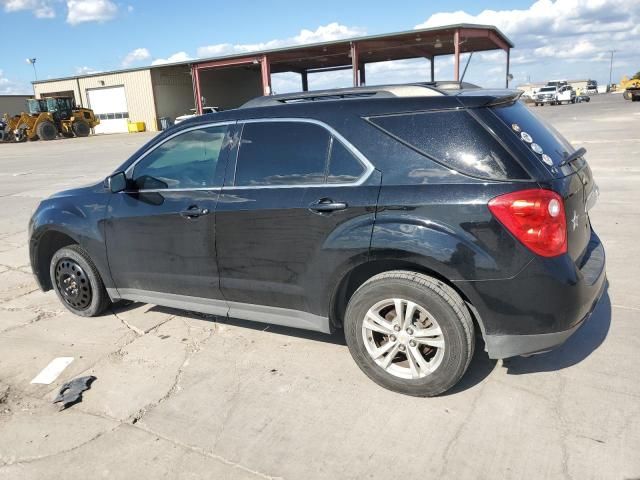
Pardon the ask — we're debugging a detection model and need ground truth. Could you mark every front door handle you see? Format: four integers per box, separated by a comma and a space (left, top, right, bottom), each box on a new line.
180, 205, 209, 219
308, 199, 348, 213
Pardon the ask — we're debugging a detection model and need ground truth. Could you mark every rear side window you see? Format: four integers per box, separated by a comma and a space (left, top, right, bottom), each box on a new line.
235, 121, 329, 186
491, 101, 578, 174
369, 110, 528, 180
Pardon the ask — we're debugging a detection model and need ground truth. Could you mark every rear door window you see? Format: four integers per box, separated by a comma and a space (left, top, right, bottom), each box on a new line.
235, 121, 330, 186
327, 139, 365, 184
369, 110, 528, 180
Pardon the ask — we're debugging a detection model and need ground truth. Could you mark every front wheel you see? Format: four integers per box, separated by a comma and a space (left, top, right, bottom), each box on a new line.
50, 245, 111, 317
36, 120, 58, 141
344, 271, 475, 397
72, 120, 91, 137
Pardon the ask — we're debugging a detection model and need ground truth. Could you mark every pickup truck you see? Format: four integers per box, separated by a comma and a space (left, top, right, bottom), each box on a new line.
534, 85, 576, 106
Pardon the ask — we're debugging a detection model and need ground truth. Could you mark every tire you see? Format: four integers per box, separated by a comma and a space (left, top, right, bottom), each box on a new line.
16, 124, 29, 142
72, 120, 90, 137
49, 245, 111, 317
623, 91, 631, 100
36, 120, 58, 141
344, 271, 474, 397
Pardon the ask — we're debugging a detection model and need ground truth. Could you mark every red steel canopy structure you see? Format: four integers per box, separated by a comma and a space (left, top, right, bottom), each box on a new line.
191, 23, 514, 113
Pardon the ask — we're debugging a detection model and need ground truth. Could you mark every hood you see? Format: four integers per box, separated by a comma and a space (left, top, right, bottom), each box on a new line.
48, 181, 104, 199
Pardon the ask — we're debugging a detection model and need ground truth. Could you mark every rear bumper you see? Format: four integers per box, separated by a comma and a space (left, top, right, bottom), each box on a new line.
457, 231, 606, 359
484, 273, 606, 358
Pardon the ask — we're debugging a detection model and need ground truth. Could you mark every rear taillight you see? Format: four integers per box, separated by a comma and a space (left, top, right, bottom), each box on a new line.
488, 189, 567, 257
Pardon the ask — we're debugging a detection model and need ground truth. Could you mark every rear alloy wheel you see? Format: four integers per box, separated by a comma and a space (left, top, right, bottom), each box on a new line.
344, 271, 474, 397
361, 299, 446, 379
72, 120, 90, 137
36, 120, 58, 141
50, 245, 110, 317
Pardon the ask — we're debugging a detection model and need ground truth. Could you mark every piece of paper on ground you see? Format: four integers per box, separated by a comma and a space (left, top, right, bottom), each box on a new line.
30, 357, 74, 384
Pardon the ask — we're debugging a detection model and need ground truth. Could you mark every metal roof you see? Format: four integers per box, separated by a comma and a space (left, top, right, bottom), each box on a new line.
33, 23, 513, 85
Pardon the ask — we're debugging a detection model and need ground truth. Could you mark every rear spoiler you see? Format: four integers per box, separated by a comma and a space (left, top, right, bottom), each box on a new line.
454, 89, 523, 108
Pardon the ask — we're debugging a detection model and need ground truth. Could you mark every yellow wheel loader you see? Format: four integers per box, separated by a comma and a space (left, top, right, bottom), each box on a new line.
1, 97, 99, 142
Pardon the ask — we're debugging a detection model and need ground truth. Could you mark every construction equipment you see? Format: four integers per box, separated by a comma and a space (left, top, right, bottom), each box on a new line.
1, 97, 99, 142
619, 76, 640, 101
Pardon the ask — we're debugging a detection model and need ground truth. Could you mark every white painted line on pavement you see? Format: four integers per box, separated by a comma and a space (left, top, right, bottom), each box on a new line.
30, 357, 74, 385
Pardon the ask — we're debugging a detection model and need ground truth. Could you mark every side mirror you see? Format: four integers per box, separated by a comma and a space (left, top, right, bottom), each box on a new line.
106, 172, 127, 193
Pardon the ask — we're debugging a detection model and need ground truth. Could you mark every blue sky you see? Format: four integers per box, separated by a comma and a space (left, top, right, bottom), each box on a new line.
1, 0, 639, 94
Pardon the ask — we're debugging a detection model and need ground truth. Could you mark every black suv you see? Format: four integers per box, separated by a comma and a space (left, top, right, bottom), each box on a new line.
29, 84, 605, 396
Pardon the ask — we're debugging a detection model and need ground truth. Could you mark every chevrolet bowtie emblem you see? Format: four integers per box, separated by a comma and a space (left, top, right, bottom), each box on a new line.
571, 210, 579, 231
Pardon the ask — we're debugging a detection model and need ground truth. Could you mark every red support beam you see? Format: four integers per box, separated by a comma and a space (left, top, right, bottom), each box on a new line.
453, 30, 460, 82
191, 64, 203, 115
350, 42, 359, 86
260, 54, 271, 96
194, 56, 260, 70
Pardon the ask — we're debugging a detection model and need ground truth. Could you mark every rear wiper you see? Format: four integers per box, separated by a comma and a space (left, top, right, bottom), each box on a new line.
557, 147, 586, 168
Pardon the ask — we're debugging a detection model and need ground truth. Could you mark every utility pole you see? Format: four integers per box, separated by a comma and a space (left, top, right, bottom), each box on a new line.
607, 50, 616, 90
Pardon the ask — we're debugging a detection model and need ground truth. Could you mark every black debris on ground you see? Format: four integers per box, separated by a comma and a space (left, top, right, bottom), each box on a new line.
53, 376, 96, 410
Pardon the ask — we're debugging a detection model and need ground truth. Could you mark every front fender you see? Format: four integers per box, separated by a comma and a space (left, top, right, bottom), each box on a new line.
29, 187, 113, 290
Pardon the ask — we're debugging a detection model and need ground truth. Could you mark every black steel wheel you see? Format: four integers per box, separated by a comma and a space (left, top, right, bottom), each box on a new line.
50, 245, 110, 317
54, 258, 92, 310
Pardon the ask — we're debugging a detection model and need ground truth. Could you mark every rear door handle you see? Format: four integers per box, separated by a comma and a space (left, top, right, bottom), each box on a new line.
180, 205, 209, 219
308, 199, 348, 213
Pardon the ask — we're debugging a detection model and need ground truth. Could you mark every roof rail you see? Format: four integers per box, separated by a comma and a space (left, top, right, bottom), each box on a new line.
240, 82, 480, 109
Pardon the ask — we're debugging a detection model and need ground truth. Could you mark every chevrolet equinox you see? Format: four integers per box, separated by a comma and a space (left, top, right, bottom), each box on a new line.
29, 84, 606, 396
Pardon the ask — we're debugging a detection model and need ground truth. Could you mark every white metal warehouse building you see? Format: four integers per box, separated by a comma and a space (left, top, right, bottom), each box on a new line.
33, 65, 196, 133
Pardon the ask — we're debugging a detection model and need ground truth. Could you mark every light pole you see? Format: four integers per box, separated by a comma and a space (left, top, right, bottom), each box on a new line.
607, 50, 615, 90
26, 58, 37, 81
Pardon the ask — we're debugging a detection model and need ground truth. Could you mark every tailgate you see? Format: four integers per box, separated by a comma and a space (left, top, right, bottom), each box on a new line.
553, 163, 597, 261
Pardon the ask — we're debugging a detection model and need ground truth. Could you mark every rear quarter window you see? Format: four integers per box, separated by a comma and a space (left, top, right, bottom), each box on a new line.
368, 110, 529, 180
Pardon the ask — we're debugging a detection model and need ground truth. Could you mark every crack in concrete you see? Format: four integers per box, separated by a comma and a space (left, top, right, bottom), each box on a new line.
131, 423, 283, 480
437, 380, 488, 478
0, 309, 59, 334
0, 424, 120, 467
557, 375, 574, 480
0, 263, 30, 273
128, 319, 215, 426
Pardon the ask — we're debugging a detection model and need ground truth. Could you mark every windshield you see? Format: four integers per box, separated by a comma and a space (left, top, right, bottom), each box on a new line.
540, 87, 556, 92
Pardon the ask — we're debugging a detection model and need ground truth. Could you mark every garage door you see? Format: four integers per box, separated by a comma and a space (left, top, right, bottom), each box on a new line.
87, 86, 129, 134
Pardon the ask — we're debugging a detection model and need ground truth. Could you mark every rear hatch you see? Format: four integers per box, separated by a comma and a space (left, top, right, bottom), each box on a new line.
489, 100, 597, 262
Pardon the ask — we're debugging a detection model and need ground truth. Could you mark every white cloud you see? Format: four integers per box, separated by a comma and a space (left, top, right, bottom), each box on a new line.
66, 0, 117, 25
0, 69, 31, 95
1, 0, 55, 18
151, 51, 192, 66
415, 0, 640, 86
121, 47, 150, 67
75, 66, 100, 75
197, 22, 365, 58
